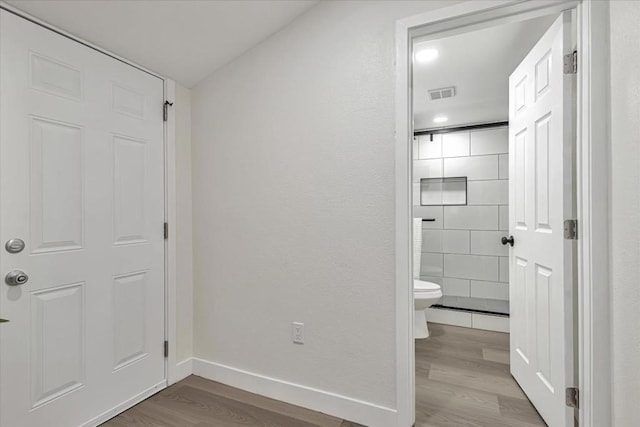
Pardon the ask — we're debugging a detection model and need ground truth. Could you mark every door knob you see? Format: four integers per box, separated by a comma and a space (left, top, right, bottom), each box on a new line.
5, 270, 28, 286
501, 236, 515, 247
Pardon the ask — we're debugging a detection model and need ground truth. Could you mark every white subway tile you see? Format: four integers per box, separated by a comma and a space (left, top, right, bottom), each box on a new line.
499, 257, 509, 282
470, 127, 508, 155
414, 206, 443, 229
442, 132, 470, 157
426, 308, 472, 328
470, 280, 509, 300
499, 205, 509, 231
421, 230, 442, 252
443, 254, 499, 281
471, 314, 510, 333
444, 155, 499, 181
421, 252, 443, 277
443, 206, 498, 230
414, 158, 442, 182
442, 230, 469, 254
418, 134, 442, 159
467, 180, 508, 205
442, 277, 470, 297
499, 154, 509, 179
470, 231, 509, 256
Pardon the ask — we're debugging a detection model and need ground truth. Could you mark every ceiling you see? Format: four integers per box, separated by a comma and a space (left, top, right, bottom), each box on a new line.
412, 14, 557, 130
6, 0, 318, 87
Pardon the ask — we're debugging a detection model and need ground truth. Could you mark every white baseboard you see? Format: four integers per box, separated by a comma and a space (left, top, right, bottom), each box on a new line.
174, 358, 194, 382
191, 357, 397, 427
81, 380, 166, 427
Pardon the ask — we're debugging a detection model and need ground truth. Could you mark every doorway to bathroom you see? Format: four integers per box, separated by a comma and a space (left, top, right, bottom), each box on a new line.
396, 1, 608, 426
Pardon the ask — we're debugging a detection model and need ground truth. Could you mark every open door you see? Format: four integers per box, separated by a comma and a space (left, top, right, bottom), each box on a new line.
508, 11, 576, 427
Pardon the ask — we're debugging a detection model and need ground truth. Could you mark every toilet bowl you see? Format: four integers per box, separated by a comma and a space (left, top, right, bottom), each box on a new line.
414, 279, 442, 339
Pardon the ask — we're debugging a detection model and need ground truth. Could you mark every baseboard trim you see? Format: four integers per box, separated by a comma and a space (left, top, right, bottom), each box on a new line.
191, 357, 397, 427
80, 380, 166, 427
174, 358, 194, 382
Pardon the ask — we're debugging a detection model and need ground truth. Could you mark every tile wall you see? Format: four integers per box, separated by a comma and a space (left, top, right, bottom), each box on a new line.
413, 126, 509, 330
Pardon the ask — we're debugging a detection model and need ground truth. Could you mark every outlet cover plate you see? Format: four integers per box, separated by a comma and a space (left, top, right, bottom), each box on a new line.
292, 322, 304, 344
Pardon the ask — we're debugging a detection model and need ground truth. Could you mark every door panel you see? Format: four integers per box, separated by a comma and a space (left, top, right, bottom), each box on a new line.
1, 10, 165, 427
508, 11, 575, 427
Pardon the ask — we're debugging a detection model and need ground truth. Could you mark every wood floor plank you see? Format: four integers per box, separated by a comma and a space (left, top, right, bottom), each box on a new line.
182, 375, 342, 426
482, 348, 510, 364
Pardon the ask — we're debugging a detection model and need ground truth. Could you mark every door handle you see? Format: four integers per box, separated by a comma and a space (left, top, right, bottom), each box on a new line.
5, 270, 28, 286
501, 236, 515, 247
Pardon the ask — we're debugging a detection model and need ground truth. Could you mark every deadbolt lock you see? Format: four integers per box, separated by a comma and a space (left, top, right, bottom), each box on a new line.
5, 238, 25, 254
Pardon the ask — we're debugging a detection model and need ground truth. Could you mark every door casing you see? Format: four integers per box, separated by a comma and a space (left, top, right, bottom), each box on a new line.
0, 1, 183, 423
394, 1, 611, 426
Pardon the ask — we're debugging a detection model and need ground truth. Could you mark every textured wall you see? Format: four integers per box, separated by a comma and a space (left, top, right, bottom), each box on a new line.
190, 0, 454, 409
175, 83, 193, 362
610, 1, 640, 424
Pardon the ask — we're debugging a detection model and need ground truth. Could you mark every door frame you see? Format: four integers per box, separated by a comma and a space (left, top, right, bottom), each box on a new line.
0, 0, 182, 408
394, 1, 610, 426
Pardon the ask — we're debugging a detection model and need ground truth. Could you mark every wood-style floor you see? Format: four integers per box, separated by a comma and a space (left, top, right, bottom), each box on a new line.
416, 323, 546, 427
105, 323, 545, 427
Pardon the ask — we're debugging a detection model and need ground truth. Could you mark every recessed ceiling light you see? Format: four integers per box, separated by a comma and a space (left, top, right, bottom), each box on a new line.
433, 115, 448, 124
415, 48, 439, 63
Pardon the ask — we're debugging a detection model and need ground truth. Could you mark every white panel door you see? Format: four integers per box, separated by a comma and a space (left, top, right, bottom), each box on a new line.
508, 12, 575, 427
0, 10, 165, 427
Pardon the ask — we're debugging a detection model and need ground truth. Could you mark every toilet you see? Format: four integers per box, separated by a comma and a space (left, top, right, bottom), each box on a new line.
413, 218, 443, 339
414, 279, 443, 338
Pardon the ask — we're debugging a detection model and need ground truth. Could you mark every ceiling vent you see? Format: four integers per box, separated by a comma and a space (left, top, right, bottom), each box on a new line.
428, 86, 456, 101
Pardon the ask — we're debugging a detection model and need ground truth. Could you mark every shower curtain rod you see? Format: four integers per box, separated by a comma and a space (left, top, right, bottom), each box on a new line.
413, 121, 508, 137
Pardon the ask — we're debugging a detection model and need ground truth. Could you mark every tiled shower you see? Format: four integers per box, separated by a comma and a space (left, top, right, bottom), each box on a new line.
413, 125, 510, 332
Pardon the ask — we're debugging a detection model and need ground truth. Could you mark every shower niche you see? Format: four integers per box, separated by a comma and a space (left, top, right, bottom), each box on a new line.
420, 177, 467, 206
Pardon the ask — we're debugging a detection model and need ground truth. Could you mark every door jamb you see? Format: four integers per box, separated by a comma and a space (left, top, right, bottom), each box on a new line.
394, 1, 610, 426
0, 0, 181, 388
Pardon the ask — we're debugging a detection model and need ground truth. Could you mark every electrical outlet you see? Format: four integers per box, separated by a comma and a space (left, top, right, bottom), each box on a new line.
292, 322, 304, 344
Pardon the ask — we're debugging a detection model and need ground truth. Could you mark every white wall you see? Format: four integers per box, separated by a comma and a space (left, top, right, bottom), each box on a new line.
610, 1, 640, 424
190, 0, 455, 420
175, 83, 193, 362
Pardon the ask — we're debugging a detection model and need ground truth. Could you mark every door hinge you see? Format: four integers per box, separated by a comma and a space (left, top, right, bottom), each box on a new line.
566, 387, 579, 408
564, 219, 578, 240
164, 340, 169, 358
164, 222, 168, 239
163, 100, 174, 122
564, 50, 577, 74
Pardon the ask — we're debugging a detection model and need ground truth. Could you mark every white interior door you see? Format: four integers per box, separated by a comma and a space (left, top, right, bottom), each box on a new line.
508, 11, 576, 427
0, 11, 166, 427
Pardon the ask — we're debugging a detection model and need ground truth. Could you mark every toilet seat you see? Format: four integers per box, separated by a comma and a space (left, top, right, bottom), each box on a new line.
414, 280, 442, 297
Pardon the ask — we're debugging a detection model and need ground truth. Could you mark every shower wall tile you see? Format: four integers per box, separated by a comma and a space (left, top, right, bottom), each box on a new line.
441, 230, 469, 254
443, 254, 499, 281
443, 206, 498, 230
499, 257, 509, 282
470, 127, 508, 155
421, 252, 443, 277
444, 155, 499, 181
421, 230, 443, 253
470, 280, 509, 300
470, 231, 509, 256
467, 180, 508, 205
442, 277, 471, 297
499, 154, 509, 179
442, 132, 470, 158
418, 134, 442, 159
499, 205, 509, 231
414, 125, 511, 331
414, 206, 443, 229
414, 158, 442, 181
